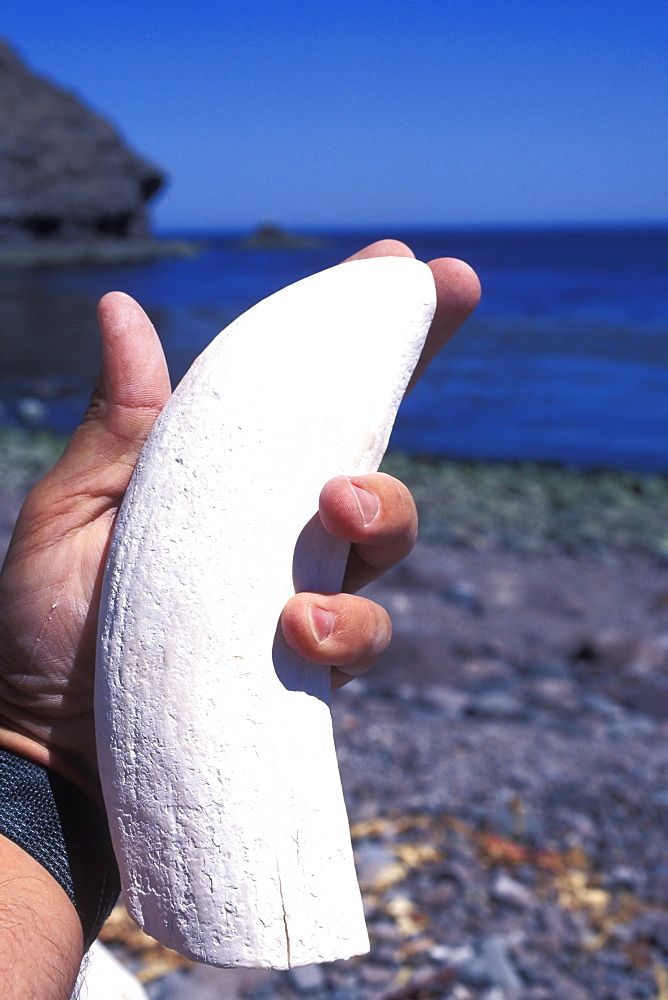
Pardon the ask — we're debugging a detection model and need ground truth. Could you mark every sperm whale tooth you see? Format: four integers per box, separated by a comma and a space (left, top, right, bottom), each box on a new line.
96, 257, 437, 969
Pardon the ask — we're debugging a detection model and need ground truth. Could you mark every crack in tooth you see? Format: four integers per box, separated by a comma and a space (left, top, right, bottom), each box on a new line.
276, 862, 291, 968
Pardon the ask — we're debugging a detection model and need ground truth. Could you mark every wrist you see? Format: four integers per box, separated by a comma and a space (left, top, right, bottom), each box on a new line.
0, 748, 120, 950
0, 834, 83, 1000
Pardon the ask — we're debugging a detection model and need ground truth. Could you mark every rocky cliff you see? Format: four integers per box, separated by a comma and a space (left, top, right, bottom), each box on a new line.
0, 39, 164, 242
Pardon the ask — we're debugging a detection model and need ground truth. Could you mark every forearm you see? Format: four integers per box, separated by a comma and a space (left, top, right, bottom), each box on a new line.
0, 835, 82, 1000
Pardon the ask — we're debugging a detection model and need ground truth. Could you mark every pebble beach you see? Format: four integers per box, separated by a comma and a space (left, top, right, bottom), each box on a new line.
5, 433, 668, 998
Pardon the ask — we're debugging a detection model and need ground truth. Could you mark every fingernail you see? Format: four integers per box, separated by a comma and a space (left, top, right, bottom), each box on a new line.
349, 481, 379, 526
308, 606, 335, 644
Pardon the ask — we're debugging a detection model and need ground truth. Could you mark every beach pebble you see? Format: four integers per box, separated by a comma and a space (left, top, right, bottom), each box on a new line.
17, 396, 48, 426
442, 579, 483, 613
74, 942, 148, 1000
288, 964, 326, 993
420, 684, 471, 717
491, 872, 537, 910
359, 962, 395, 985
354, 842, 398, 887
420, 877, 458, 908
529, 677, 580, 713
467, 690, 526, 719
456, 935, 522, 997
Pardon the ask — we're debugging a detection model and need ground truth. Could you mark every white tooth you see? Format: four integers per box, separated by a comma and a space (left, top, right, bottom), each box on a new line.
96, 256, 436, 970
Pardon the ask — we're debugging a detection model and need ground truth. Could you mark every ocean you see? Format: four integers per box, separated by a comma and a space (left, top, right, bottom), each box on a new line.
1, 226, 667, 471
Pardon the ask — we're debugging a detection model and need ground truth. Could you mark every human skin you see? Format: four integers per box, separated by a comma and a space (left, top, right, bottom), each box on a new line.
0, 241, 480, 999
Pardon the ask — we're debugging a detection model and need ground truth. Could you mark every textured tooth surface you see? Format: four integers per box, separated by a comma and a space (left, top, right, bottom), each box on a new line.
95, 256, 436, 969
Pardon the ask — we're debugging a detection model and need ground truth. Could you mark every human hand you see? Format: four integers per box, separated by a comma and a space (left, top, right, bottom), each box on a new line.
281, 241, 480, 688
0, 242, 480, 798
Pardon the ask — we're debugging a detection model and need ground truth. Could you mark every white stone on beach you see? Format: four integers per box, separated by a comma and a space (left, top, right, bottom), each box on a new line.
95, 257, 436, 969
73, 942, 149, 1000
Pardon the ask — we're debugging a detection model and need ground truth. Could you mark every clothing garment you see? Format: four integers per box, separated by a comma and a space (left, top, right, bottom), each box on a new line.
0, 748, 120, 947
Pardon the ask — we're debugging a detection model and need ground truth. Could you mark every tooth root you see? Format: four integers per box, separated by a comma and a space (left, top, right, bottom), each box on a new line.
95, 256, 436, 969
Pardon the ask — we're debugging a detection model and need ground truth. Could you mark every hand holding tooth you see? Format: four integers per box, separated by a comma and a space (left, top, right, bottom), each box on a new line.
96, 257, 437, 968
0, 242, 480, 975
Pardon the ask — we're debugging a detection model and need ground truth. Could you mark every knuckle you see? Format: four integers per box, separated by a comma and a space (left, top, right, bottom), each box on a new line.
81, 386, 106, 423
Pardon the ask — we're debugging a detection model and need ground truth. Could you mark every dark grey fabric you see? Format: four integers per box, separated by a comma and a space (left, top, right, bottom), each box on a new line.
0, 748, 120, 947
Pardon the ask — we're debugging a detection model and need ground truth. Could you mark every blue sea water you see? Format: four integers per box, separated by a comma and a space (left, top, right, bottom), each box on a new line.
1, 226, 667, 471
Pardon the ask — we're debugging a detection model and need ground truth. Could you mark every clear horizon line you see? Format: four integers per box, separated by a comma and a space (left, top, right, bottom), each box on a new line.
155, 218, 668, 236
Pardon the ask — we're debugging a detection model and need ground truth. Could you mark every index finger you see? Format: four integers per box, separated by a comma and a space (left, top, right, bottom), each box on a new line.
319, 472, 418, 593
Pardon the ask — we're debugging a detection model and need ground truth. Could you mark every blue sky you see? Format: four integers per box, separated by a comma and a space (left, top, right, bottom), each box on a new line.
3, 1, 666, 230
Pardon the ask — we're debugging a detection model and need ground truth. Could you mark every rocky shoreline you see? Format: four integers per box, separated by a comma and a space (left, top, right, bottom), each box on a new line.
0, 237, 202, 268
97, 538, 668, 1000
3, 438, 668, 998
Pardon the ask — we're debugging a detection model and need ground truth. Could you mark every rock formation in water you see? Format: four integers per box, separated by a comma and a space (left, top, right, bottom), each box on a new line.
0, 39, 164, 242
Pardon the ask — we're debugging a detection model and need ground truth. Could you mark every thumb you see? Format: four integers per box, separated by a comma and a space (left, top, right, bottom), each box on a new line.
47, 292, 172, 505
93, 291, 172, 445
